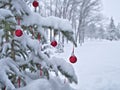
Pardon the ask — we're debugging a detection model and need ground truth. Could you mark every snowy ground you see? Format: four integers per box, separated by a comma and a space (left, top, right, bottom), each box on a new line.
55, 40, 120, 90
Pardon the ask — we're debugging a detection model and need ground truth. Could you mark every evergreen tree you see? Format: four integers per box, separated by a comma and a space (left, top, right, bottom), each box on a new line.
116, 23, 120, 39
106, 17, 119, 41
0, 0, 77, 90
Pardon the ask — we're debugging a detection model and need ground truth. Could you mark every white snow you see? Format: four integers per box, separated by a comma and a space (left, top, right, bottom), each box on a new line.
0, 57, 23, 90
50, 57, 78, 83
42, 16, 73, 32
13, 79, 52, 90
22, 12, 74, 43
11, 0, 30, 15
0, 9, 13, 18
54, 40, 120, 90
1, 42, 11, 55
0, 9, 15, 23
22, 13, 73, 32
13, 77, 75, 90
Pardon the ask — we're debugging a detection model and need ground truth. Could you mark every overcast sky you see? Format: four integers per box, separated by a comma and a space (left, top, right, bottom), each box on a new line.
102, 0, 120, 24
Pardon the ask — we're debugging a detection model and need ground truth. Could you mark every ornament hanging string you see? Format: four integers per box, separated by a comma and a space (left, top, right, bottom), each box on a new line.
69, 45, 77, 63
35, 7, 37, 12
15, 17, 23, 37
17, 17, 20, 25
51, 31, 58, 47
29, 26, 34, 39
18, 77, 21, 88
40, 64, 42, 76
72, 46, 74, 56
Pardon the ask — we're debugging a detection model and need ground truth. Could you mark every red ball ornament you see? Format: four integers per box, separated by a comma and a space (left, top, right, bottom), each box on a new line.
32, 0, 39, 8
69, 55, 77, 63
51, 40, 57, 47
15, 29, 23, 37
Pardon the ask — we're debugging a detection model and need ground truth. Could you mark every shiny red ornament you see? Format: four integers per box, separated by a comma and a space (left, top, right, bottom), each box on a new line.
32, 0, 39, 8
69, 55, 77, 63
15, 29, 23, 37
51, 40, 57, 47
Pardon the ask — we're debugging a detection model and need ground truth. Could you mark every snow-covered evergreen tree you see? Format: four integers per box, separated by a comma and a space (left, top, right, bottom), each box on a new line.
116, 23, 120, 39
0, 0, 77, 90
106, 17, 119, 41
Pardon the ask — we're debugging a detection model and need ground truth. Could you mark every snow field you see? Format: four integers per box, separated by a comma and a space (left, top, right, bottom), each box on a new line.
55, 40, 120, 90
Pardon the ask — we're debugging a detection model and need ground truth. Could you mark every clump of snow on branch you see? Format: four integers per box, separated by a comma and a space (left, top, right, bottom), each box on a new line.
11, 0, 30, 15
0, 9, 15, 23
13, 77, 75, 90
50, 57, 78, 84
22, 13, 73, 32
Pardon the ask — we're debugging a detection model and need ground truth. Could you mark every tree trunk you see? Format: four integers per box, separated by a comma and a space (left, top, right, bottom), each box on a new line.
50, 0, 53, 16
50, 29, 53, 41
62, 35, 64, 44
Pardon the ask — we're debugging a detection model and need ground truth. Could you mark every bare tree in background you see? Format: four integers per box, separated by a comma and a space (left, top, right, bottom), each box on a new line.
39, 0, 102, 44
76, 0, 101, 44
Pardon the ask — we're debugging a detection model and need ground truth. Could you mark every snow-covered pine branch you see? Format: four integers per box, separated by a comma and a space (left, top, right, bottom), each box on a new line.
0, 9, 16, 23
0, 0, 77, 90
22, 13, 77, 46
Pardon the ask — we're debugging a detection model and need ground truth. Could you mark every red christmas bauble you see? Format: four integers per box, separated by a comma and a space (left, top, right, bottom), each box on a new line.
32, 0, 39, 8
51, 40, 57, 47
69, 55, 77, 63
15, 29, 23, 37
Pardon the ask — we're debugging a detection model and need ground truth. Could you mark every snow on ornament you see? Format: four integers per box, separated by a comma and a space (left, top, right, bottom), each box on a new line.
51, 40, 57, 47
15, 29, 23, 37
32, 0, 39, 8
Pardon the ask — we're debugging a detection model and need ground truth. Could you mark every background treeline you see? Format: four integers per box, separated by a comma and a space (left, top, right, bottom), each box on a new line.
38, 0, 120, 44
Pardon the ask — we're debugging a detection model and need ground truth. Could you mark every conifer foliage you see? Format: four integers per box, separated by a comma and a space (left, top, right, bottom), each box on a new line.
106, 17, 119, 41
0, 0, 77, 90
